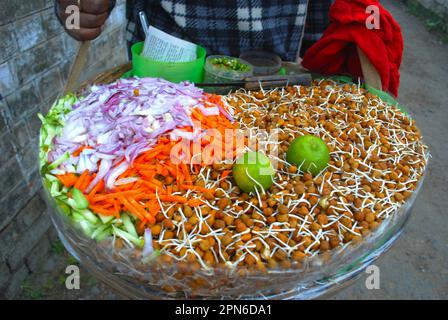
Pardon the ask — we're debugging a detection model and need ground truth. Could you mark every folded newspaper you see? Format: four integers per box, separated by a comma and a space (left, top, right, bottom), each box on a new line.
142, 26, 197, 63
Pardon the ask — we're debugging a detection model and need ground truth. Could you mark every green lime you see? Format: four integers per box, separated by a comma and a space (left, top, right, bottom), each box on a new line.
286, 135, 330, 176
232, 151, 275, 193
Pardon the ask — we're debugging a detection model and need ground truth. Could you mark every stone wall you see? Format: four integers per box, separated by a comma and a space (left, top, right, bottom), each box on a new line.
418, 0, 448, 16
404, 0, 448, 18
0, 0, 128, 298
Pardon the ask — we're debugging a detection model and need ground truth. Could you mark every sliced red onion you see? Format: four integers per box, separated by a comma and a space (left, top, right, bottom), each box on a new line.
142, 228, 153, 257
169, 129, 195, 141
198, 104, 220, 116
217, 103, 234, 122
115, 177, 139, 186
85, 159, 112, 193
77, 149, 98, 173
50, 77, 232, 188
124, 141, 154, 163
105, 161, 130, 190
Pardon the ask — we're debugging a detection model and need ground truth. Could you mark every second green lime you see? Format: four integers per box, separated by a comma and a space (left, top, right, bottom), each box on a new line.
286, 135, 330, 176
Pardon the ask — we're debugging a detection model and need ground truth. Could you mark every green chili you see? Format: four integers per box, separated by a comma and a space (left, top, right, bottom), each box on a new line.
210, 57, 251, 72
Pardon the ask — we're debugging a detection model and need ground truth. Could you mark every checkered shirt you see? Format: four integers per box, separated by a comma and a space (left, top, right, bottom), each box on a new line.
121, 0, 333, 61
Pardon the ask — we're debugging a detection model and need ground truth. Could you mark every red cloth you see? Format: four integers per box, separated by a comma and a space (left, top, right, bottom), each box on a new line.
302, 0, 403, 96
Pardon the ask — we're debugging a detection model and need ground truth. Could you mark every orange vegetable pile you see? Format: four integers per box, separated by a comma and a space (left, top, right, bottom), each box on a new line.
56, 94, 240, 228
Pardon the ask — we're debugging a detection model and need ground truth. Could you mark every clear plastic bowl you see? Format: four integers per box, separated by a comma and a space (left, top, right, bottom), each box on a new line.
239, 51, 282, 76
42, 173, 426, 299
203, 55, 253, 94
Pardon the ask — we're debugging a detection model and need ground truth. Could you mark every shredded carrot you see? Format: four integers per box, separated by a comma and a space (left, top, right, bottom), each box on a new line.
118, 196, 146, 222
138, 220, 146, 232
136, 222, 146, 235
151, 178, 163, 188
191, 108, 204, 122
137, 145, 165, 161
79, 174, 93, 193
161, 142, 175, 155
90, 189, 146, 202
88, 180, 104, 198
179, 185, 215, 194
158, 195, 188, 203
69, 95, 241, 227
221, 170, 231, 180
156, 164, 169, 176
56, 173, 78, 188
140, 180, 164, 192
113, 200, 120, 218
187, 198, 204, 207
162, 163, 177, 176
166, 186, 172, 194
129, 198, 155, 224
133, 164, 157, 170
73, 170, 89, 190
139, 170, 157, 181
180, 163, 192, 184
155, 154, 169, 160
88, 204, 116, 216
133, 180, 143, 190
132, 193, 187, 203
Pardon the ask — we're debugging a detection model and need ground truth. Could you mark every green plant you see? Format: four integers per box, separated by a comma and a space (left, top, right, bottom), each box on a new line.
21, 280, 43, 299
66, 255, 78, 266
51, 240, 65, 255
402, 0, 448, 43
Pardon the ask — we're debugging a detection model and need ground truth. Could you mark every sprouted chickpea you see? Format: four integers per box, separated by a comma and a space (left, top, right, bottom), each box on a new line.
147, 80, 428, 275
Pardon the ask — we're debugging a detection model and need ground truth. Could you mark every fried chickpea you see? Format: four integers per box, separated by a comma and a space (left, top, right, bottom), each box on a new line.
223, 214, 234, 226
204, 251, 215, 265
365, 211, 375, 223
235, 222, 247, 233
319, 240, 330, 251
163, 230, 174, 240
151, 224, 162, 236
317, 214, 328, 225
288, 165, 298, 174
277, 214, 288, 223
278, 204, 289, 215
354, 210, 365, 222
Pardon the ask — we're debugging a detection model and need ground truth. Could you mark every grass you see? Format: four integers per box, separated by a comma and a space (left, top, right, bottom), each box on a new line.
43, 279, 54, 291
21, 280, 43, 300
66, 255, 78, 266
51, 240, 65, 255
51, 239, 79, 265
401, 0, 448, 43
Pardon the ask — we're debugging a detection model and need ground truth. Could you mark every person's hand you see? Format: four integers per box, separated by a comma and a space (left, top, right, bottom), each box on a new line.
57, 0, 111, 41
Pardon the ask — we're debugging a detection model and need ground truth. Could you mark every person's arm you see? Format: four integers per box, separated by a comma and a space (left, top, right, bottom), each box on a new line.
55, 0, 116, 41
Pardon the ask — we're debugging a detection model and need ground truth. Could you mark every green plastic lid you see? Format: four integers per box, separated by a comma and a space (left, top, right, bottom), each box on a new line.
131, 42, 206, 83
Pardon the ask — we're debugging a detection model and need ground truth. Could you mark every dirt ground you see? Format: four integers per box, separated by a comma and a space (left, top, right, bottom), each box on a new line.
16, 0, 448, 300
